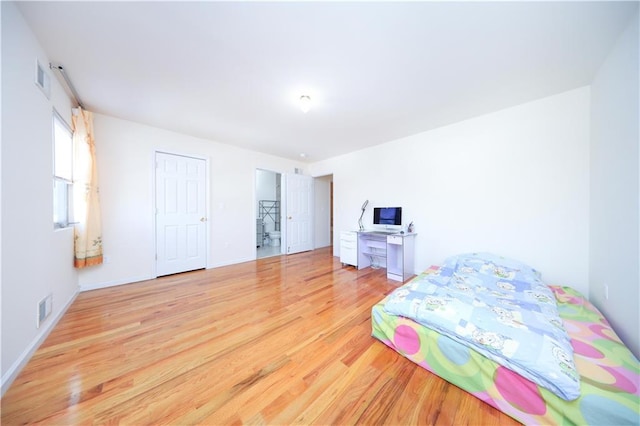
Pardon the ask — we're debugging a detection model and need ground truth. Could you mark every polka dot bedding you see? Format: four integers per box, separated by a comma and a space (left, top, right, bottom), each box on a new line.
371, 267, 640, 425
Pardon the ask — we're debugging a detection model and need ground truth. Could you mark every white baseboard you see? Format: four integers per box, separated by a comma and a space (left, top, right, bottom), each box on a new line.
208, 256, 256, 269
1, 288, 79, 397
79, 274, 153, 292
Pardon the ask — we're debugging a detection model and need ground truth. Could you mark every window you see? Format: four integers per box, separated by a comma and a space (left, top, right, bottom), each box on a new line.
53, 112, 73, 228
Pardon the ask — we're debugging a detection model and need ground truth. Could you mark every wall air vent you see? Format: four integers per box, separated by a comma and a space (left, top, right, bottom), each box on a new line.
37, 294, 53, 328
34, 59, 50, 99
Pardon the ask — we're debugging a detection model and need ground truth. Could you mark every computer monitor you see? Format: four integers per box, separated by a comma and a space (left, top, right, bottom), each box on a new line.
373, 207, 402, 226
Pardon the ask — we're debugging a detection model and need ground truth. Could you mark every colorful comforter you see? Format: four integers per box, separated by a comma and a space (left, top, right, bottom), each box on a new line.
372, 280, 640, 425
383, 253, 580, 400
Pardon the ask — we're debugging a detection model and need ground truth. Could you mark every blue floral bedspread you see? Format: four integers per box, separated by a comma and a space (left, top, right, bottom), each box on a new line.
383, 253, 581, 401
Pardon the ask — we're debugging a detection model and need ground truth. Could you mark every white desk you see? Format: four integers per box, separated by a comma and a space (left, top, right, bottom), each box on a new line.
357, 231, 416, 282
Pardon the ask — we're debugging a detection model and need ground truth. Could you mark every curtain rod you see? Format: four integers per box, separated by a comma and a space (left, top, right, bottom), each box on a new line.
49, 63, 85, 109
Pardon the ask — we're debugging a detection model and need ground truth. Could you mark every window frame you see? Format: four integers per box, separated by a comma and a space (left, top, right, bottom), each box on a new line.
52, 110, 74, 229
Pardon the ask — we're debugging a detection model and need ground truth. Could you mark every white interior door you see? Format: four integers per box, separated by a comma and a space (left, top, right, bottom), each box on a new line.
285, 173, 313, 254
156, 152, 207, 276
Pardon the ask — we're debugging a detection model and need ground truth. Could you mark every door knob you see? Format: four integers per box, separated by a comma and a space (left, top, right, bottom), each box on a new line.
288, 216, 292, 220
200, 217, 207, 222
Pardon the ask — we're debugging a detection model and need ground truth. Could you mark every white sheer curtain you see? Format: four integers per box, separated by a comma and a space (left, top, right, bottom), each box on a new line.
73, 108, 103, 268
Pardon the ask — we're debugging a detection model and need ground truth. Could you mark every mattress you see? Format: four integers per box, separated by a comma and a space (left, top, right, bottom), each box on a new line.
371, 267, 640, 425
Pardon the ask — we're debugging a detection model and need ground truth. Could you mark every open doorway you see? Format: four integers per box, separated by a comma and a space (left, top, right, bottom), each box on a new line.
313, 174, 333, 249
256, 169, 282, 259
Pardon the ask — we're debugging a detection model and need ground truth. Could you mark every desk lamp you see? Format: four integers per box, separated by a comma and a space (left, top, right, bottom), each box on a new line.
358, 200, 368, 231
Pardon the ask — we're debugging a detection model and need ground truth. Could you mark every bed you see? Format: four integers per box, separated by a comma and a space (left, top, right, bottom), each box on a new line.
371, 254, 640, 425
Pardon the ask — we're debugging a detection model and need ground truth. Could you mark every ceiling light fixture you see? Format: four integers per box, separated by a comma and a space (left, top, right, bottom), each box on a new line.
299, 95, 311, 113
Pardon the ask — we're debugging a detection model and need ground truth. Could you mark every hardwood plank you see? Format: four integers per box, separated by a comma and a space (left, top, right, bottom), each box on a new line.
1, 247, 521, 425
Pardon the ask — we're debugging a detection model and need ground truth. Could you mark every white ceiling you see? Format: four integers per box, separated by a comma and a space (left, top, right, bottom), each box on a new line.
17, 1, 637, 162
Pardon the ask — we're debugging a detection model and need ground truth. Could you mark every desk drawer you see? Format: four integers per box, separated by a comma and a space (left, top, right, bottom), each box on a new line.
340, 231, 357, 242
341, 241, 356, 250
387, 235, 403, 245
340, 231, 358, 267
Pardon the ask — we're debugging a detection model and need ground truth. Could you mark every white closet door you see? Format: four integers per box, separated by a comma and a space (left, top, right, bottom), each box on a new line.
156, 152, 207, 276
285, 173, 313, 254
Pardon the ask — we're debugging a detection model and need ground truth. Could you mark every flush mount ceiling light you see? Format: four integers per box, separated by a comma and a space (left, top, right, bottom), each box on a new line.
299, 95, 311, 113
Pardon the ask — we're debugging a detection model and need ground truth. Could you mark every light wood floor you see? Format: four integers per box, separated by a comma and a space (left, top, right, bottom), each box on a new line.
1, 248, 520, 425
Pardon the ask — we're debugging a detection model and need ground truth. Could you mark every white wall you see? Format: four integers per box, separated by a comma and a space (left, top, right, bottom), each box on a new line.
314, 175, 332, 248
310, 87, 591, 295
589, 12, 639, 358
1, 2, 77, 393
77, 114, 304, 290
